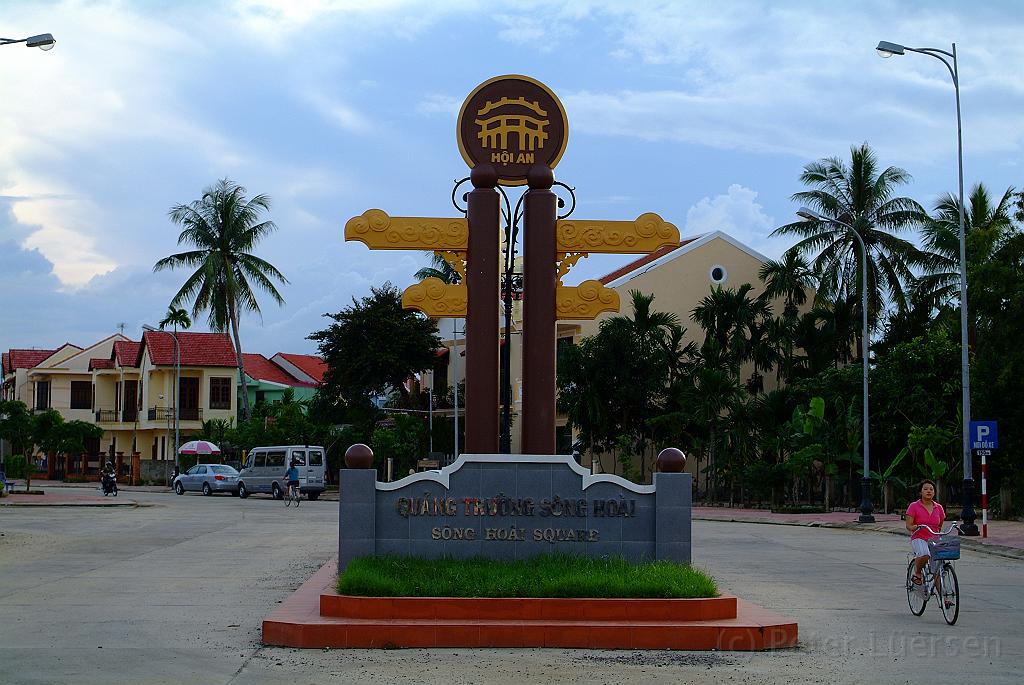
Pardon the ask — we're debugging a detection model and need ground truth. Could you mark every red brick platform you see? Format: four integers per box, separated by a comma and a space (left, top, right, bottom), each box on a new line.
263, 560, 798, 651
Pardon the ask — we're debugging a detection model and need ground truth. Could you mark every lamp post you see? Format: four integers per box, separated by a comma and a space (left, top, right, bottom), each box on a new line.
876, 40, 978, 535
797, 207, 874, 522
1, 33, 56, 50
143, 325, 180, 472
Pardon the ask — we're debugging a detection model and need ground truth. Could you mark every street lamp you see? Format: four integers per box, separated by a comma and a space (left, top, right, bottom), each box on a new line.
797, 207, 874, 522
1, 33, 56, 50
876, 40, 978, 535
143, 324, 180, 473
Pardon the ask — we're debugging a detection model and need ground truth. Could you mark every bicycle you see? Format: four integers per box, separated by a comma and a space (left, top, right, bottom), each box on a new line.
284, 482, 301, 507
906, 521, 962, 625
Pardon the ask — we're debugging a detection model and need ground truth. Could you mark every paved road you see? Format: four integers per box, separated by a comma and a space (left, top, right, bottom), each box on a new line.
0, 487, 1020, 684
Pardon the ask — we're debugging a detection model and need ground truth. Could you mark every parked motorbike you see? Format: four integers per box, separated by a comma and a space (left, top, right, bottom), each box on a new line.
101, 472, 118, 497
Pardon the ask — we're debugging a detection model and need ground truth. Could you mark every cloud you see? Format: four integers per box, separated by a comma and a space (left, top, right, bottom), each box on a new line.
685, 184, 788, 258
416, 94, 462, 117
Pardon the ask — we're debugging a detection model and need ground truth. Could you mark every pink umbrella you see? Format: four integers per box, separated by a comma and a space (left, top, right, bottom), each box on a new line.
178, 440, 221, 455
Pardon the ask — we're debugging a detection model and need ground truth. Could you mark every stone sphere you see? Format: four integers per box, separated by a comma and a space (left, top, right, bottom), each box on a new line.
470, 163, 498, 189
344, 443, 374, 469
527, 164, 554, 189
656, 447, 687, 473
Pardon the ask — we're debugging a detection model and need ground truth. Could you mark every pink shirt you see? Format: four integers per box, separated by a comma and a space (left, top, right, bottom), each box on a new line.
907, 499, 945, 541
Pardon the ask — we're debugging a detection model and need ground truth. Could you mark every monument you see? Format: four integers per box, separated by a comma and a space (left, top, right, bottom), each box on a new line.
341, 74, 691, 568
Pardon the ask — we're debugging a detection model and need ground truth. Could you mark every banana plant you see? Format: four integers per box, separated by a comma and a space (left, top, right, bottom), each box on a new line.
870, 446, 909, 513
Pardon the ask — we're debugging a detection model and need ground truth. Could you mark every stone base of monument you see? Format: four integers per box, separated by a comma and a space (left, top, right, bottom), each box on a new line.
262, 560, 798, 651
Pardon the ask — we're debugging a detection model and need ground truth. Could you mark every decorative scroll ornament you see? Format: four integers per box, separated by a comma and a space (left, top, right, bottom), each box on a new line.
344, 209, 468, 250
556, 213, 679, 254
556, 280, 620, 320
402, 278, 468, 318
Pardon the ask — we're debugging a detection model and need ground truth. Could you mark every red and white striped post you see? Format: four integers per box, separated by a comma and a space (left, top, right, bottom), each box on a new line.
980, 449, 989, 538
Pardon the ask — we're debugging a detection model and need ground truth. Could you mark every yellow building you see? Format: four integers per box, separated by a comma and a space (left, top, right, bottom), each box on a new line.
95, 330, 239, 464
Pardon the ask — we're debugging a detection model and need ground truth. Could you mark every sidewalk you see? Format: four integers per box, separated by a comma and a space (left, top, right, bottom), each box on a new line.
693, 506, 1024, 558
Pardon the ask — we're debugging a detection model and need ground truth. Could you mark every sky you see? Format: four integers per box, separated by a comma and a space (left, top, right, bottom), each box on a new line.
1, 0, 1022, 358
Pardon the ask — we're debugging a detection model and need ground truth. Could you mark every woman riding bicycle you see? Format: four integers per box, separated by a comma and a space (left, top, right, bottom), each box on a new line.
906, 479, 944, 587
283, 460, 300, 501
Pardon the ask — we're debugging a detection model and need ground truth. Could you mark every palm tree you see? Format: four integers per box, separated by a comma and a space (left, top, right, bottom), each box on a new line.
758, 251, 814, 320
154, 178, 288, 420
414, 253, 461, 284
691, 283, 770, 377
917, 183, 1015, 308
158, 306, 192, 333
772, 143, 929, 326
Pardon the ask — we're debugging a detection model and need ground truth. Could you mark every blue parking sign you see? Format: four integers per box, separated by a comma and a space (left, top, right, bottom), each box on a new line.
970, 421, 998, 450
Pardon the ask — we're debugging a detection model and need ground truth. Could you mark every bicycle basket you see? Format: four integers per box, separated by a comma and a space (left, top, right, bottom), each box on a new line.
929, 535, 960, 561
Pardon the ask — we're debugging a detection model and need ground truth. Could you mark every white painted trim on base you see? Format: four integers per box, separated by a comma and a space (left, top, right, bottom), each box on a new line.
374, 453, 656, 494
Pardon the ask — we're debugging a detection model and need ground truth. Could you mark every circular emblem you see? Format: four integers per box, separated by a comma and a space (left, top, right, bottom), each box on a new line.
457, 75, 569, 186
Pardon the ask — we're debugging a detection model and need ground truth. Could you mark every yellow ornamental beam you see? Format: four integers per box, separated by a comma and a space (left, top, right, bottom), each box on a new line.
556, 212, 679, 254
556, 280, 620, 320
345, 209, 468, 250
402, 278, 468, 318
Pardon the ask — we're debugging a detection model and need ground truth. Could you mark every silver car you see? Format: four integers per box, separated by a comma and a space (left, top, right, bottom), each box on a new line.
173, 464, 239, 496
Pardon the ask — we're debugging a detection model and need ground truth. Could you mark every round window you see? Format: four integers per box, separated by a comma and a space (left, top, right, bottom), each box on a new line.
709, 264, 727, 284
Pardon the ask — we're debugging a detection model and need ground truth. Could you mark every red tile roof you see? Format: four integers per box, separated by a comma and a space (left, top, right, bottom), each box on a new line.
89, 358, 114, 370
598, 238, 699, 285
275, 353, 327, 384
7, 348, 58, 371
2, 352, 8, 376
141, 331, 237, 367
112, 341, 142, 367
242, 353, 316, 387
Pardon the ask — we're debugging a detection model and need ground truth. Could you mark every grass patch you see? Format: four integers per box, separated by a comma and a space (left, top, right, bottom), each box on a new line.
337, 554, 717, 599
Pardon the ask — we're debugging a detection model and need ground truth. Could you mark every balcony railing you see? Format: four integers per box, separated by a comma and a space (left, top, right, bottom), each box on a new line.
147, 406, 173, 421
95, 409, 118, 423
147, 406, 202, 422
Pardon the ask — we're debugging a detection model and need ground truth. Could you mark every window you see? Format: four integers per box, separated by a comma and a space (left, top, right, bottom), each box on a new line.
70, 381, 92, 410
35, 381, 50, 410
210, 377, 232, 410
267, 451, 286, 467
308, 450, 324, 466
291, 451, 306, 466
186, 466, 200, 475
709, 264, 728, 284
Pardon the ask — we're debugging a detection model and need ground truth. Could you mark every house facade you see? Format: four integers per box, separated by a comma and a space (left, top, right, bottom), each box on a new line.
242, 353, 319, 406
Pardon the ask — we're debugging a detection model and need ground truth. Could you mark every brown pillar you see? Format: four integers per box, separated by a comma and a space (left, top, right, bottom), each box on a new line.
131, 452, 141, 486
464, 163, 500, 454
521, 165, 557, 454
47, 450, 56, 480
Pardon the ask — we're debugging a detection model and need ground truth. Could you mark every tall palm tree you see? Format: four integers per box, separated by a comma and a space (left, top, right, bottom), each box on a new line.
154, 178, 288, 420
917, 183, 1015, 308
414, 253, 461, 284
158, 306, 192, 333
691, 283, 770, 377
758, 251, 814, 320
772, 143, 929, 326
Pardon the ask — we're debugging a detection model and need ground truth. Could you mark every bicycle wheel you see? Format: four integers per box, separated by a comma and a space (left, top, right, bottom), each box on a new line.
906, 560, 927, 616
285, 490, 293, 507
295, 490, 300, 507
939, 563, 960, 625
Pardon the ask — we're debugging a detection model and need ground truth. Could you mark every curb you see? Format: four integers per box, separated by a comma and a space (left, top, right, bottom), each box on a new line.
0, 499, 141, 508
694, 516, 1024, 561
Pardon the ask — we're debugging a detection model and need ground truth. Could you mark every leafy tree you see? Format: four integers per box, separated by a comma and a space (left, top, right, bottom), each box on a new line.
310, 283, 441, 412
0, 400, 33, 458
154, 178, 288, 421
772, 143, 929, 325
372, 414, 429, 476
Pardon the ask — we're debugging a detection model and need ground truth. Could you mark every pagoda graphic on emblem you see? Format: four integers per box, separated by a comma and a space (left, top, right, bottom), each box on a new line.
475, 96, 550, 154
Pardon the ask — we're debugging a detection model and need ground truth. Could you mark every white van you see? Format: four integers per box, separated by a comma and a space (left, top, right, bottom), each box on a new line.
236, 445, 326, 501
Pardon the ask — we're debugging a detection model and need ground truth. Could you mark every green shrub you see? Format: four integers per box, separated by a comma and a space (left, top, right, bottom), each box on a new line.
4, 455, 28, 479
